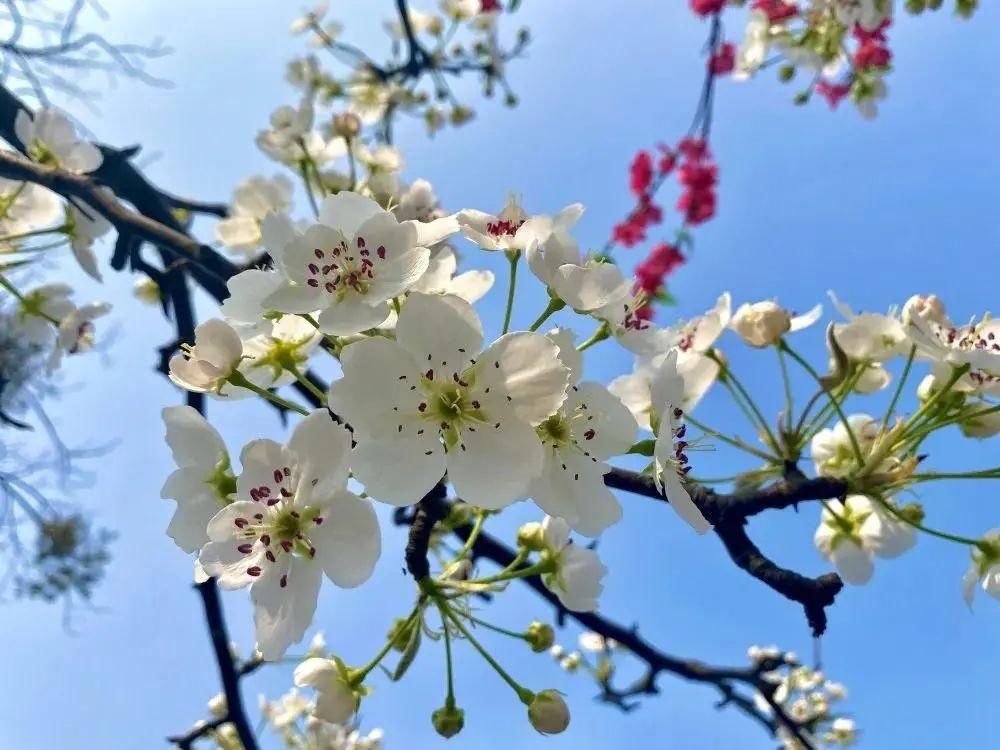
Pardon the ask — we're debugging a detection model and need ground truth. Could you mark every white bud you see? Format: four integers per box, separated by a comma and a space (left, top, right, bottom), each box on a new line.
731, 301, 792, 348
527, 690, 570, 735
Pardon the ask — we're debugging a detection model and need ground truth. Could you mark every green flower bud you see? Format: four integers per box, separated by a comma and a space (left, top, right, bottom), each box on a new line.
778, 65, 796, 82
387, 616, 417, 652
527, 690, 570, 735
517, 522, 546, 552
524, 621, 555, 653
432, 705, 465, 739
898, 503, 925, 524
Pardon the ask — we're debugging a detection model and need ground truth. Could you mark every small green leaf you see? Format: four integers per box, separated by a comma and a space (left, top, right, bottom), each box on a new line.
391, 616, 423, 681
627, 439, 655, 457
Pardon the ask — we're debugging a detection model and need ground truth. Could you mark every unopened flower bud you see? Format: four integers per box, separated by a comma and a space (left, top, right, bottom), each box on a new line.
731, 301, 791, 348
517, 522, 546, 551
527, 690, 570, 735
134, 277, 162, 305
549, 644, 565, 659
898, 502, 925, 524
449, 105, 475, 126
524, 621, 554, 653
432, 704, 465, 738
904, 0, 926, 12
778, 65, 796, 82
207, 693, 227, 718
332, 112, 361, 139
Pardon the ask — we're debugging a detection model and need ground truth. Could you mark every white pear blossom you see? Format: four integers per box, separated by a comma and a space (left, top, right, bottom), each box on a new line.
220, 268, 286, 334
356, 144, 405, 197
65, 200, 112, 281
260, 688, 312, 729
161, 406, 235, 553
527, 329, 637, 536
961, 529, 1000, 607
346, 72, 399, 124
294, 656, 360, 725
958, 401, 1000, 439
730, 300, 823, 348
14, 108, 102, 173
256, 101, 345, 166
384, 7, 441, 38
393, 178, 441, 223
906, 304, 1000, 398
220, 315, 321, 397
47, 301, 111, 371
440, 0, 479, 20
410, 245, 495, 303
648, 350, 712, 533
200, 411, 381, 659
456, 196, 575, 253
264, 191, 457, 336
733, 11, 772, 80
13, 283, 75, 345
216, 176, 294, 255
593, 293, 674, 355
0, 178, 61, 239
538, 516, 606, 612
813, 495, 916, 585
168, 319, 244, 394
578, 631, 617, 652
811, 414, 880, 478
330, 292, 569, 508
527, 223, 630, 312
828, 292, 909, 392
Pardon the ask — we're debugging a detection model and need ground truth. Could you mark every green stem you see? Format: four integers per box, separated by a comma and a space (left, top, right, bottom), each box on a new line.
439, 600, 534, 705
874, 495, 981, 547
352, 607, 421, 684
0, 224, 69, 245
452, 512, 486, 563
463, 614, 529, 641
777, 347, 794, 433
881, 346, 916, 429
685, 414, 777, 463
577, 322, 610, 352
227, 371, 310, 416
286, 362, 328, 405
912, 469, 1000, 482
780, 341, 865, 465
442, 610, 457, 708
899, 363, 970, 441
528, 297, 566, 332
501, 250, 520, 335
0, 274, 59, 323
710, 351, 781, 456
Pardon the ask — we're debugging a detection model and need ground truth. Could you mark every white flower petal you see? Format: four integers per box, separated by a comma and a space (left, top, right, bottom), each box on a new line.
252, 556, 323, 660
352, 428, 445, 507
448, 418, 542, 509
310, 489, 381, 587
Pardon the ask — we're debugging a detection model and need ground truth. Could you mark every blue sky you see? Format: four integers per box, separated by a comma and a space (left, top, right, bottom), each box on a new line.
3, 1, 998, 748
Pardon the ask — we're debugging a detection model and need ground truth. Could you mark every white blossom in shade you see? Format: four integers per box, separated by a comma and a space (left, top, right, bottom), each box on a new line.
538, 516, 606, 612
220, 315, 321, 398
384, 7, 441, 37
730, 300, 823, 348
649, 350, 712, 533
457, 197, 579, 253
578, 631, 617, 652
289, 4, 329, 34
961, 529, 1000, 607
47, 301, 112, 371
901, 293, 950, 327
958, 401, 1000, 439
732, 10, 771, 80
220, 269, 286, 334
330, 292, 569, 508
65, 200, 112, 281
410, 245, 495, 303
215, 176, 294, 256
14, 108, 102, 173
393, 178, 441, 222
256, 101, 345, 167
527, 227, 630, 312
810, 414, 880, 478
828, 292, 909, 393
161, 406, 235, 553
440, 0, 479, 20
0, 178, 61, 239
822, 717, 858, 746
260, 688, 312, 730
264, 192, 457, 336
200, 411, 381, 659
355, 144, 404, 196
168, 319, 244, 394
527, 329, 636, 536
13, 283, 75, 345
906, 306, 1000, 398
294, 656, 360, 725
813, 495, 916, 585
345, 71, 401, 124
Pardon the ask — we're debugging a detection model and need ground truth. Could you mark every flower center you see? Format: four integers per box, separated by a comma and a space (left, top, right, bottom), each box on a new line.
304, 234, 387, 298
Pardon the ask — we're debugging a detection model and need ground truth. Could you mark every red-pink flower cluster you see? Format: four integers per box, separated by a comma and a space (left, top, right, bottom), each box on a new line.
689, 0, 727, 17
816, 80, 851, 109
635, 242, 685, 297
709, 42, 736, 75
852, 20, 892, 71
480, 0, 502, 12
676, 137, 717, 226
751, 0, 798, 23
